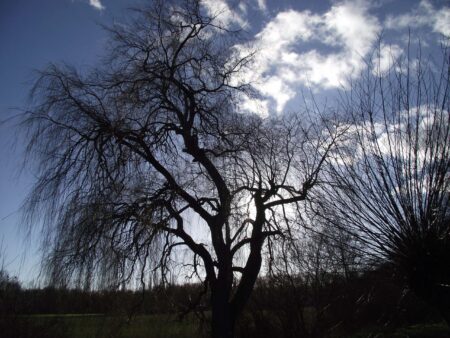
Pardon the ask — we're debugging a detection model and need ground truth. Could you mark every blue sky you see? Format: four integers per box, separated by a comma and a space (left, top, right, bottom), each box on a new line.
0, 0, 448, 285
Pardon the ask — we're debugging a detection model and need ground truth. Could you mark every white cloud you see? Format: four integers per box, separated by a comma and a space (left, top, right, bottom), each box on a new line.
385, 1, 450, 37
89, 0, 104, 10
202, 0, 248, 29
240, 97, 270, 117
323, 0, 378, 56
237, 0, 381, 114
434, 8, 450, 37
258, 76, 295, 113
375, 43, 402, 74
256, 0, 267, 12
238, 2, 247, 14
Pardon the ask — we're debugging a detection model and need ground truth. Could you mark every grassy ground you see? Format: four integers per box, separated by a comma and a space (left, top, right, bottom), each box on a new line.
4, 313, 199, 338
350, 322, 450, 338
3, 313, 449, 338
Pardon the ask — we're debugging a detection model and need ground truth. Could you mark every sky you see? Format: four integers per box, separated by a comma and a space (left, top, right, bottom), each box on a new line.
0, 0, 448, 286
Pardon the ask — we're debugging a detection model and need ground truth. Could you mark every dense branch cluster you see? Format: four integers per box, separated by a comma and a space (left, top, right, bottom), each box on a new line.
313, 47, 450, 321
22, 2, 339, 336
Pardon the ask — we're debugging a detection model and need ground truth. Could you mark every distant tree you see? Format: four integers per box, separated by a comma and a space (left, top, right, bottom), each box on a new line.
314, 46, 450, 323
0, 263, 21, 319
0, 270, 20, 292
21, 1, 340, 337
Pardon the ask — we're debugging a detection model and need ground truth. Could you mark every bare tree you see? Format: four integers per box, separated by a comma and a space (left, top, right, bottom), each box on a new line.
314, 45, 450, 323
20, 1, 340, 337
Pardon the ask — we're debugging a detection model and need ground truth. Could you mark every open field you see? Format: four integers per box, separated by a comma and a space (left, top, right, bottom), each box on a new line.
349, 323, 450, 338
3, 314, 199, 338
1, 313, 449, 338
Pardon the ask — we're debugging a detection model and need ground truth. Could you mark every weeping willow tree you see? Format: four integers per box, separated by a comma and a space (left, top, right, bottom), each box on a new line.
20, 1, 340, 337
315, 45, 450, 323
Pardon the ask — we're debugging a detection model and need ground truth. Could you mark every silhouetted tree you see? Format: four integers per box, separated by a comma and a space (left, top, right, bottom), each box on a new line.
21, 1, 341, 337
315, 46, 450, 324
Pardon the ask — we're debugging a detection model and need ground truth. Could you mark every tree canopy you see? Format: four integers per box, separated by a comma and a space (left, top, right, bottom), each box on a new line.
21, 1, 340, 337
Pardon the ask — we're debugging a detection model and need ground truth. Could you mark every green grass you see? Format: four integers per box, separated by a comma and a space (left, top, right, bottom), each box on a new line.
350, 322, 450, 338
5, 313, 449, 338
8, 314, 199, 338
29, 313, 104, 318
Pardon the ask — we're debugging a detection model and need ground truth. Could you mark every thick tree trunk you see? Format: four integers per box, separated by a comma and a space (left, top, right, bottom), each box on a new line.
208, 213, 265, 338
210, 282, 235, 338
211, 296, 235, 338
209, 245, 264, 338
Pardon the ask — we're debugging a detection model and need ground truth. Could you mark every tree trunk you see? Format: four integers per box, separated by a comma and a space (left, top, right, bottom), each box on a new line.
208, 216, 265, 338
211, 288, 235, 338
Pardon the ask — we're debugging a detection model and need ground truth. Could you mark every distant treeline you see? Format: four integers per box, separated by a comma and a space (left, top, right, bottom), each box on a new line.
1, 281, 202, 315
1, 266, 446, 338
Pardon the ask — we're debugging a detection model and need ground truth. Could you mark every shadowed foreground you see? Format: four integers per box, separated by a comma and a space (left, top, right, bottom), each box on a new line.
2, 314, 450, 338
3, 314, 198, 338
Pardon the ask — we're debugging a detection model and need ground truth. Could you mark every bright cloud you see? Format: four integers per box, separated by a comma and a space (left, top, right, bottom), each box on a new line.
385, 0, 450, 37
258, 76, 295, 113
88, 0, 104, 10
238, 0, 381, 113
375, 43, 403, 74
323, 0, 378, 55
202, 0, 248, 29
240, 97, 270, 117
205, 0, 447, 116
256, 0, 267, 12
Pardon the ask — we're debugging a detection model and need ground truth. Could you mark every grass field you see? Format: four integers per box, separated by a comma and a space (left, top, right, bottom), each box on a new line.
5, 313, 199, 338
349, 322, 450, 338
2, 313, 449, 338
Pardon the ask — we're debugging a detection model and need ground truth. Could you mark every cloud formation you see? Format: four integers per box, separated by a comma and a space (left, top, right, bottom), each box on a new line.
202, 0, 248, 29
89, 0, 104, 11
256, 0, 267, 13
385, 1, 450, 37
207, 0, 447, 115
375, 43, 403, 75
238, 0, 383, 114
